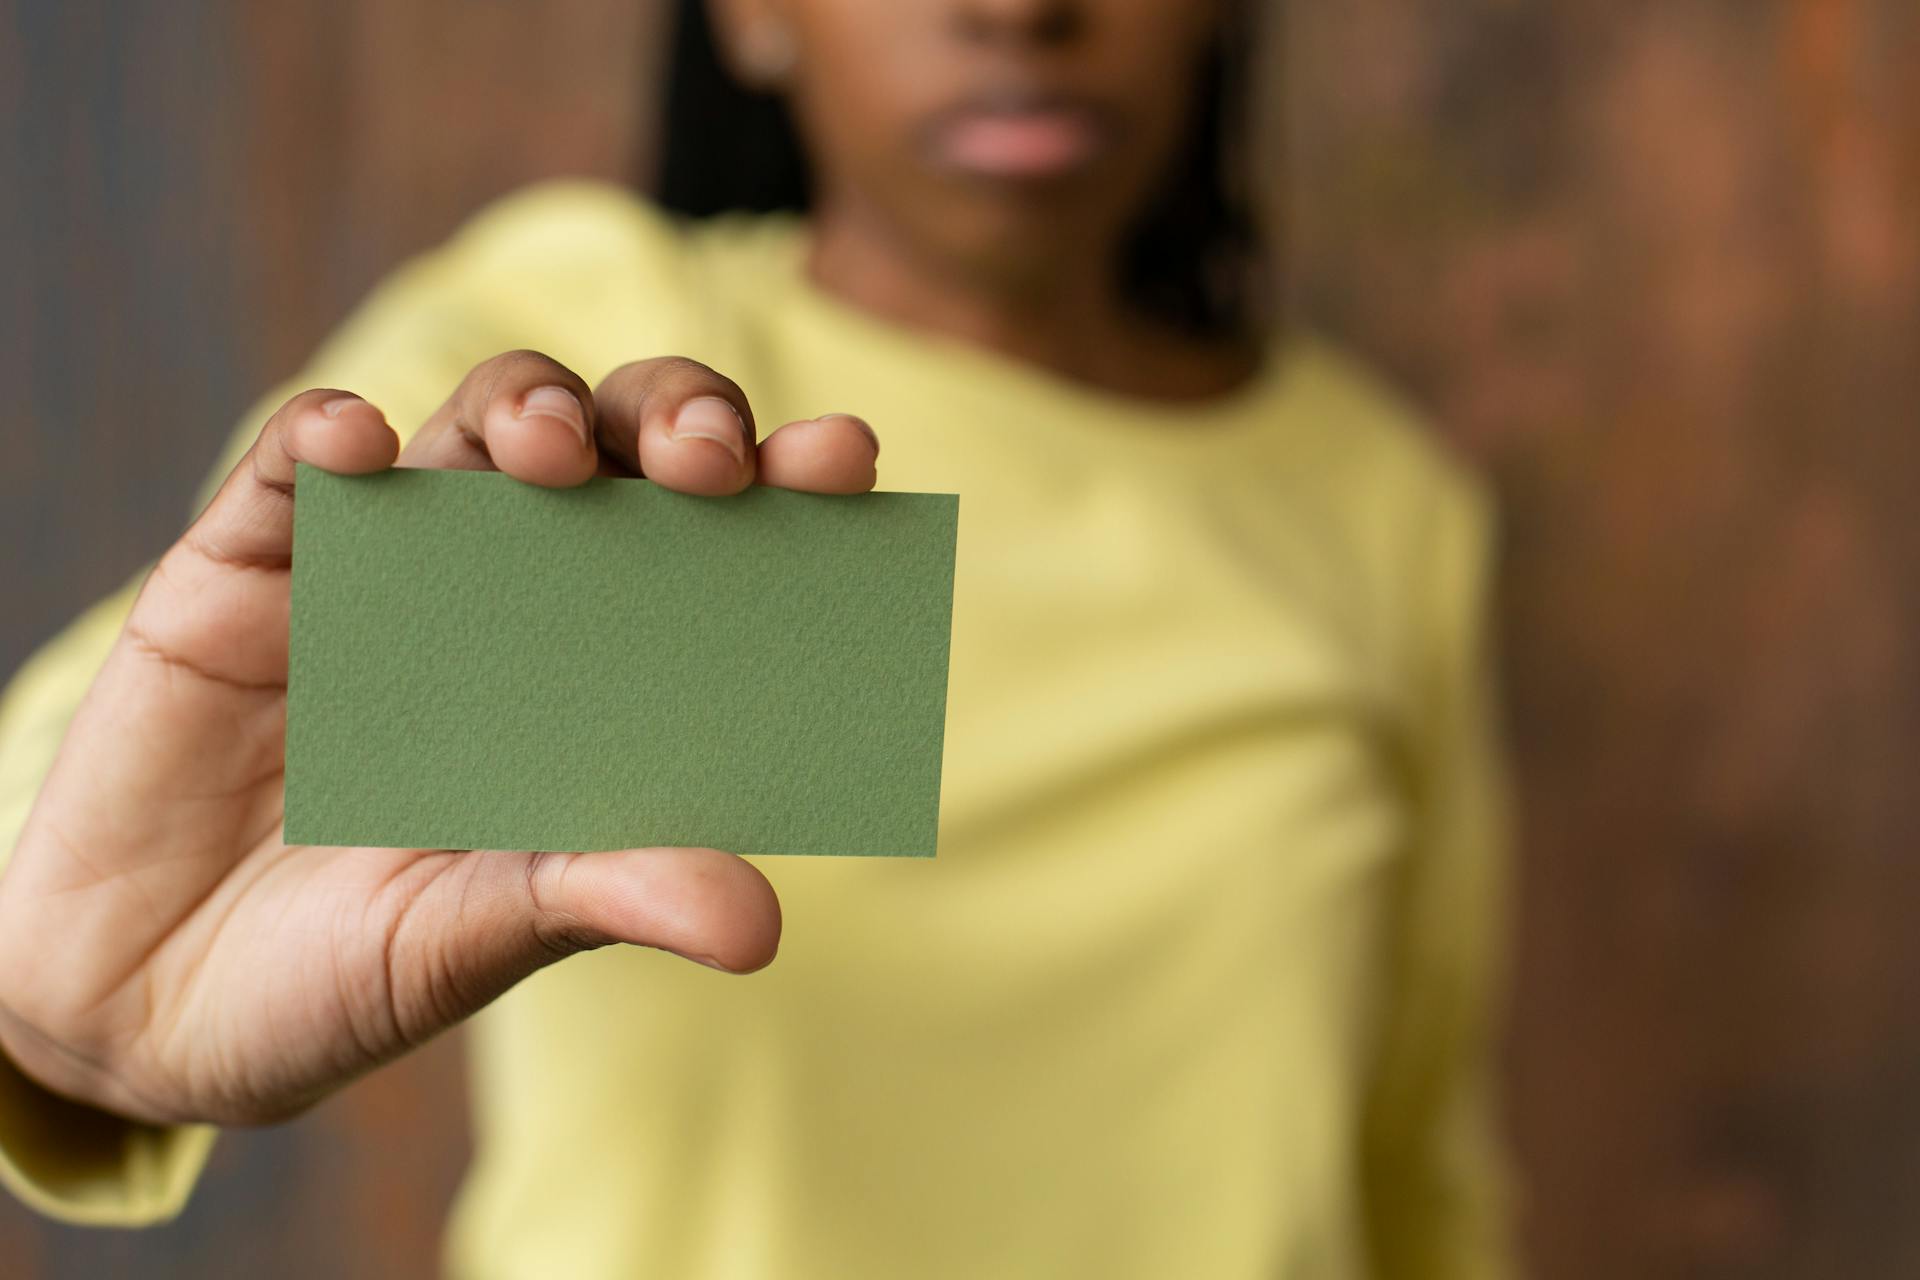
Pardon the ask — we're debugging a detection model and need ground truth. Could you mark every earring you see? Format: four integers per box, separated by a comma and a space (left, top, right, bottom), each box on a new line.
735, 22, 798, 90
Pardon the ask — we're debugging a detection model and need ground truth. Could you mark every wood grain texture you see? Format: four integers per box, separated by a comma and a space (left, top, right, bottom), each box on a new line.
1281, 2, 1920, 1275
0, 1, 663, 1276
2, 1, 1917, 1276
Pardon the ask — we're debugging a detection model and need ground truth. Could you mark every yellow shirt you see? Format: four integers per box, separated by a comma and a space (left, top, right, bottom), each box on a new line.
0, 182, 1513, 1278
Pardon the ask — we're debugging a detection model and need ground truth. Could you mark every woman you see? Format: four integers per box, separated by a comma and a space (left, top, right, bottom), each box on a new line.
0, 0, 1514, 1275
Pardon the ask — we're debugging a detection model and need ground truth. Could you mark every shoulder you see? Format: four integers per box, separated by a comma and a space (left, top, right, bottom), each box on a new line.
415, 183, 804, 360
431, 179, 691, 288
439, 181, 803, 288
1267, 335, 1499, 686
1281, 335, 1490, 523
1273, 334, 1495, 567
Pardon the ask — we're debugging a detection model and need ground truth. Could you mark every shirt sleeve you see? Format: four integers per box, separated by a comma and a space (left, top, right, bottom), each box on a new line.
1359, 470, 1521, 1280
0, 178, 686, 1226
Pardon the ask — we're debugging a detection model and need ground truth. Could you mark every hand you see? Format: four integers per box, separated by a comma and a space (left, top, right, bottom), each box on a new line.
0, 351, 880, 1126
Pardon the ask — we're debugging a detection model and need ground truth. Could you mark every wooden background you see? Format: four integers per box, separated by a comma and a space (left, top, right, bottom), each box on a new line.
2, 1, 1916, 1275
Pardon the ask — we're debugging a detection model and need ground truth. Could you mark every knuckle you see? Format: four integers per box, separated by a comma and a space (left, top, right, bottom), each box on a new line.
655, 354, 716, 380
492, 347, 556, 371
600, 355, 670, 391
466, 350, 584, 415
247, 440, 296, 497
608, 354, 726, 393
522, 852, 600, 961
530, 913, 603, 962
670, 357, 745, 402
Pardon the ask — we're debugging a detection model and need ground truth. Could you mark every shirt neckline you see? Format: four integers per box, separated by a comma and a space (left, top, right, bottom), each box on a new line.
744, 213, 1300, 440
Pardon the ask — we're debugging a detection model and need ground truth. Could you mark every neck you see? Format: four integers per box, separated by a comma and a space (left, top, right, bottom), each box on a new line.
803, 192, 1261, 403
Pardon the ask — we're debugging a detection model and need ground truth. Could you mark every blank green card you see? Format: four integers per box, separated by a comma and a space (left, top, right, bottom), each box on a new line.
285, 465, 959, 856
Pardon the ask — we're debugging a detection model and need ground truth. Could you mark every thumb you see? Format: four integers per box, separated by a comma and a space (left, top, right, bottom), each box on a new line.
399, 846, 782, 1030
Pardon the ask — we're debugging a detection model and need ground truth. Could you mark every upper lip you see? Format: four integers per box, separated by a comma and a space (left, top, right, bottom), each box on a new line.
926, 83, 1113, 125
919, 84, 1117, 156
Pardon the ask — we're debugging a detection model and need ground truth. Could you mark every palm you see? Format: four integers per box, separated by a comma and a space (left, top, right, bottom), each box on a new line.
139, 836, 517, 1124
0, 549, 488, 1122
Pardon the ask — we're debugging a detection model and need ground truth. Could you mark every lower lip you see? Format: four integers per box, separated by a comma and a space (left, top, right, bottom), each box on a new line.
934, 111, 1105, 179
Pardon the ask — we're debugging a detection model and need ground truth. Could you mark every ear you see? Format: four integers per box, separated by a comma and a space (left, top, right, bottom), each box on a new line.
705, 0, 799, 91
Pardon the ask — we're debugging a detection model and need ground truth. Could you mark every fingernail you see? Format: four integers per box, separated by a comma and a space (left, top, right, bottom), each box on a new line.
321, 395, 364, 419
670, 396, 749, 464
518, 385, 590, 450
819, 412, 880, 457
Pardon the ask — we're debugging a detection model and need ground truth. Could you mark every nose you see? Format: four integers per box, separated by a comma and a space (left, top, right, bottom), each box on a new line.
950, 0, 1085, 47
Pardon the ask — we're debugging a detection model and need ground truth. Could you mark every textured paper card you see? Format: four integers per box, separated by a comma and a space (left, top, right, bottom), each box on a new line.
284, 465, 959, 856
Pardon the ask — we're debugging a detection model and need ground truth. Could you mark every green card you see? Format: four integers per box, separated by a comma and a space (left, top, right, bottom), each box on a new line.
284, 465, 958, 856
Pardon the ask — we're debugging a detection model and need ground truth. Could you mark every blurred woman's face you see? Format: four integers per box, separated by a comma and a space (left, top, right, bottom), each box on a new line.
718, 0, 1226, 289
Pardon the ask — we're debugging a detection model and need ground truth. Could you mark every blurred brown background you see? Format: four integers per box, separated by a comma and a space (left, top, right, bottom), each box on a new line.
3, 0, 1917, 1276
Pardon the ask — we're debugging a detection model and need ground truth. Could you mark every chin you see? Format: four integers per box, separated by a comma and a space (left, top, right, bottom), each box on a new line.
918, 180, 1125, 269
